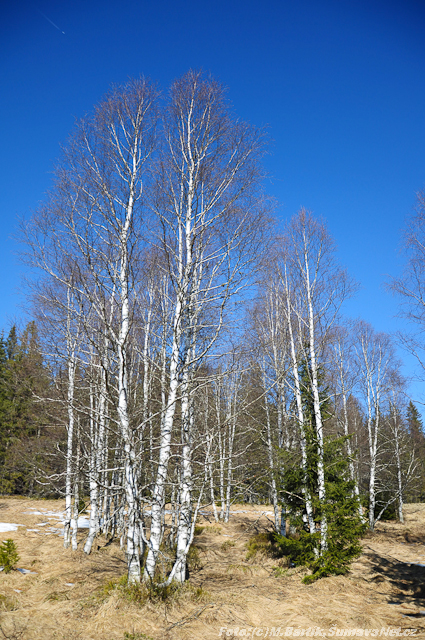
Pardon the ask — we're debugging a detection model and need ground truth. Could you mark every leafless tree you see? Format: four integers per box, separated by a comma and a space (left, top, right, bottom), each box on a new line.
20, 78, 159, 583
353, 322, 394, 530
143, 70, 269, 584
276, 210, 357, 551
329, 323, 363, 516
389, 189, 425, 385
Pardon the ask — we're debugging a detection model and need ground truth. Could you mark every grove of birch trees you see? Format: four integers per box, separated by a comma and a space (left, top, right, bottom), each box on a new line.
14, 71, 424, 584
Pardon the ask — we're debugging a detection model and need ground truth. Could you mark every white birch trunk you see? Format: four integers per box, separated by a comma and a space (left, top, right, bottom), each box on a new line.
283, 273, 315, 534
217, 391, 226, 521
143, 304, 181, 581
64, 339, 76, 548
71, 437, 80, 551
118, 167, 142, 584
206, 431, 219, 522
224, 418, 236, 524
144, 71, 267, 583
304, 253, 328, 553
263, 376, 279, 532
173, 377, 194, 582
64, 283, 81, 549
391, 401, 404, 524
84, 377, 99, 554
354, 325, 393, 530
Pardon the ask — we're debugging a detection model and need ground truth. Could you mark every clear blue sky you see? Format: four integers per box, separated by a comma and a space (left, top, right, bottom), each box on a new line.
2, 0, 425, 399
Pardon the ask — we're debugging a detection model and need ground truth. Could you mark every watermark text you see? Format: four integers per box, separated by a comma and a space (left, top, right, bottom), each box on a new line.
218, 627, 418, 638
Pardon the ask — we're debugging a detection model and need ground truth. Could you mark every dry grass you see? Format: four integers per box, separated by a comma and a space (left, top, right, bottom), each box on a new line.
0, 498, 425, 639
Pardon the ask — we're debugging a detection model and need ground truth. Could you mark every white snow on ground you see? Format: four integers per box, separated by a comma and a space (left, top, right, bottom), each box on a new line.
3, 507, 274, 538
0, 523, 24, 532
16, 568, 37, 574
24, 510, 65, 519
23, 508, 89, 528
76, 516, 89, 528
0, 508, 91, 538
218, 510, 274, 516
0, 566, 36, 574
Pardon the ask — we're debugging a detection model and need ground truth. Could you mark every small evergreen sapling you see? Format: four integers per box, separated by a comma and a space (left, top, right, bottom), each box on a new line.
275, 436, 366, 583
274, 358, 366, 582
0, 539, 19, 573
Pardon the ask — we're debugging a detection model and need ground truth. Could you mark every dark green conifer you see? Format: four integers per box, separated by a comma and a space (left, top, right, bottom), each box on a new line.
276, 358, 366, 582
406, 401, 425, 500
0, 322, 54, 494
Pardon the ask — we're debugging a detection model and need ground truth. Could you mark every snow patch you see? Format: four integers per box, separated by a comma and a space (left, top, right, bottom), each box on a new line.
17, 568, 37, 574
0, 523, 23, 532
24, 509, 65, 520
47, 527, 64, 535
76, 516, 90, 529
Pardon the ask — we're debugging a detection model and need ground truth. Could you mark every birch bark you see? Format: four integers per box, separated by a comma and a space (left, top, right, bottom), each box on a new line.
64, 285, 79, 549
355, 323, 392, 531
145, 70, 267, 582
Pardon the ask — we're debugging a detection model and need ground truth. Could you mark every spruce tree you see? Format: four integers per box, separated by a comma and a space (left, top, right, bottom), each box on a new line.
0, 323, 55, 494
276, 358, 366, 582
406, 401, 425, 500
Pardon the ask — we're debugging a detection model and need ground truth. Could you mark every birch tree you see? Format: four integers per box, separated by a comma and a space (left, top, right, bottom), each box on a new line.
354, 322, 393, 530
379, 376, 419, 524
389, 189, 425, 380
26, 274, 87, 548
20, 78, 159, 583
279, 259, 316, 535
20, 71, 269, 586
63, 284, 82, 549
278, 210, 357, 553
250, 278, 292, 534
330, 324, 362, 513
144, 70, 268, 583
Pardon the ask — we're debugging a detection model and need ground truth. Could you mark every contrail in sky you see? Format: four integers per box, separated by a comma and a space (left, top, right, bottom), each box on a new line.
38, 10, 65, 34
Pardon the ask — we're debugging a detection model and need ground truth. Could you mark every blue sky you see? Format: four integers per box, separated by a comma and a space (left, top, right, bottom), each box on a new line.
1, 0, 425, 400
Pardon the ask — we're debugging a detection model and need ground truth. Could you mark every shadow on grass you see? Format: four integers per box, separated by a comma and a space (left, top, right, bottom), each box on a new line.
363, 547, 425, 605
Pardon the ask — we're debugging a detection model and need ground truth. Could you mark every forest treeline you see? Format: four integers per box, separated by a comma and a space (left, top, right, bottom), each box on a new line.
4, 70, 425, 585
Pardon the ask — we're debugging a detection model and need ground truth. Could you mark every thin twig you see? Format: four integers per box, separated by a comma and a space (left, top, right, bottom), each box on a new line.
165, 603, 217, 631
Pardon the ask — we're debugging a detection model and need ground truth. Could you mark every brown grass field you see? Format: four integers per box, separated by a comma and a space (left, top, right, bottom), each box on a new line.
1, 497, 425, 639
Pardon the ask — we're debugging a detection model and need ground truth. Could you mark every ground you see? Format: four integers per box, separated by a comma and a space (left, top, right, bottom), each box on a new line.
0, 498, 424, 639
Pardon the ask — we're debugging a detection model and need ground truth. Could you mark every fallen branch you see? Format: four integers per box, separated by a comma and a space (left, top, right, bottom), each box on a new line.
165, 603, 217, 632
